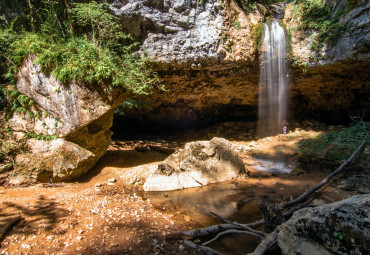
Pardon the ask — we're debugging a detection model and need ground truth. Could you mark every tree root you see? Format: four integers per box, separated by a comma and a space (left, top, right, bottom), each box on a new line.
203, 229, 263, 246
183, 240, 223, 255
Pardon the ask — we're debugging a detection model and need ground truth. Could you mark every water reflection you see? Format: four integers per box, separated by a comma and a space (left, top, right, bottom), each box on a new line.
253, 158, 292, 174
147, 182, 240, 218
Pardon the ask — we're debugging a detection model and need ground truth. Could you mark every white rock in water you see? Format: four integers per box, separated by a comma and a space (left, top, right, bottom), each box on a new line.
144, 137, 248, 191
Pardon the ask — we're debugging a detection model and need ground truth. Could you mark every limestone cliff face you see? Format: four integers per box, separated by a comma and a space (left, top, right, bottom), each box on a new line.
112, 0, 266, 132
113, 0, 369, 133
110, 0, 224, 68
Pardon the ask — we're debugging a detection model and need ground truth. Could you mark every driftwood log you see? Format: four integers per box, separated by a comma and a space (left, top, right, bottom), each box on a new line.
0, 216, 22, 240
175, 133, 368, 255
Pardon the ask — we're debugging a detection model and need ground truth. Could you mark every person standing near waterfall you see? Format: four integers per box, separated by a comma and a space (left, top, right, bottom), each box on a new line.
282, 120, 288, 135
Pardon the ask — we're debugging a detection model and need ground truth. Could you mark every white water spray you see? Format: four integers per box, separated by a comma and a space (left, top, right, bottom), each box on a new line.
258, 21, 288, 136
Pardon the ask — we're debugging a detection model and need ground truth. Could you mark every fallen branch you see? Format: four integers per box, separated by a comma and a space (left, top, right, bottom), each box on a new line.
203, 229, 263, 246
179, 219, 265, 239
247, 229, 278, 255
0, 216, 21, 240
179, 202, 314, 241
183, 240, 223, 255
284, 200, 315, 218
280, 133, 368, 209
209, 211, 267, 237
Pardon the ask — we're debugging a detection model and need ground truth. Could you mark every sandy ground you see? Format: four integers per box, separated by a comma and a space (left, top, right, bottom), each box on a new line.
0, 130, 356, 255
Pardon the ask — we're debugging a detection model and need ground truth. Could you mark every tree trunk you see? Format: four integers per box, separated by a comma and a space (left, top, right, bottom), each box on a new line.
63, 0, 75, 35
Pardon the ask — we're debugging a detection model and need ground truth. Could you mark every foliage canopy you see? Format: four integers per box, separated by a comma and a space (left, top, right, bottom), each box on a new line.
0, 0, 160, 96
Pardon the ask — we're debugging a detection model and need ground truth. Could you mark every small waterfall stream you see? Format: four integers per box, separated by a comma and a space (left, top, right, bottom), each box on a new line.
258, 21, 288, 136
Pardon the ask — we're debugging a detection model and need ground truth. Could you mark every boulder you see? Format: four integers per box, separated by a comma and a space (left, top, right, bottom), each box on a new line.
143, 137, 248, 191
10, 139, 94, 184
278, 194, 370, 255
8, 57, 127, 183
10, 56, 123, 137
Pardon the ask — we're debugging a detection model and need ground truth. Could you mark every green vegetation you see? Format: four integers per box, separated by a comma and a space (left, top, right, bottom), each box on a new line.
251, 22, 264, 54
0, 1, 160, 96
236, 0, 282, 14
114, 99, 152, 116
291, 0, 351, 51
0, 119, 26, 164
2, 86, 35, 120
220, 33, 233, 53
333, 231, 344, 241
298, 121, 370, 161
24, 132, 58, 141
232, 21, 241, 30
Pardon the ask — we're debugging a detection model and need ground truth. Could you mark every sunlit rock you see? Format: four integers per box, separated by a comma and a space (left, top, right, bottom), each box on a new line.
143, 137, 248, 191
8, 57, 126, 183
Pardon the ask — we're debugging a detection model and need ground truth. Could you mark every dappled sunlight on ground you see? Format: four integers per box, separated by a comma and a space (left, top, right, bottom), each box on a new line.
0, 129, 359, 255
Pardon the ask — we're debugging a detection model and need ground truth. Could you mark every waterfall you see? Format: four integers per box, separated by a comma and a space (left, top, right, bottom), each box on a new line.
258, 21, 288, 136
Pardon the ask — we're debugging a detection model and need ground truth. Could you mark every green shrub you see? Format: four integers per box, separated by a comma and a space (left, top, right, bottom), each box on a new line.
291, 0, 349, 51
2, 86, 35, 120
1, 1, 161, 96
298, 121, 370, 161
237, 0, 283, 14
114, 99, 152, 116
24, 132, 58, 141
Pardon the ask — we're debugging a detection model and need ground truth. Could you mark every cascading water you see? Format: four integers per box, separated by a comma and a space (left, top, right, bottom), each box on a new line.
258, 21, 288, 136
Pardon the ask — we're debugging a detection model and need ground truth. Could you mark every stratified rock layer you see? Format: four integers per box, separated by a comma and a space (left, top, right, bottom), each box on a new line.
143, 137, 248, 191
278, 194, 370, 255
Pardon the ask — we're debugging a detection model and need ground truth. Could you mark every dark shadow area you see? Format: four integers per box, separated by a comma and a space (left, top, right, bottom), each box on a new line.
0, 195, 69, 241
112, 103, 257, 139
75, 150, 169, 183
